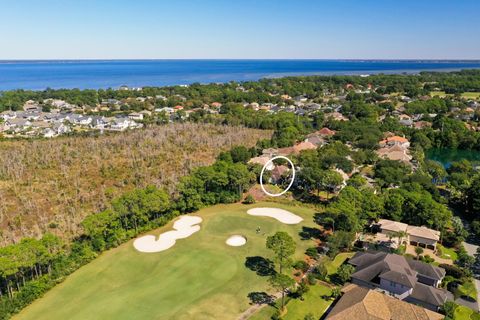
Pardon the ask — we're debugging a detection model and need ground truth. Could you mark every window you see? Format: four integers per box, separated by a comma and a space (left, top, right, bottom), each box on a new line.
390, 281, 396, 287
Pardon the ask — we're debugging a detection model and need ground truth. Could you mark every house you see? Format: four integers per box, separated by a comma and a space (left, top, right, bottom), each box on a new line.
326, 111, 348, 121
5, 118, 32, 131
376, 145, 412, 163
379, 136, 410, 148
325, 284, 443, 320
90, 116, 108, 129
155, 107, 174, 114
317, 127, 336, 136
377, 219, 408, 235
304, 134, 326, 147
43, 128, 57, 138
128, 112, 144, 121
109, 117, 134, 131
101, 99, 121, 106
0, 111, 17, 120
173, 105, 184, 112
68, 114, 92, 126
23, 100, 41, 112
52, 123, 71, 135
270, 165, 290, 183
348, 251, 447, 311
414, 121, 432, 129
399, 119, 414, 127
262, 148, 278, 158
248, 156, 274, 170
376, 219, 441, 251
406, 226, 441, 250
293, 95, 308, 102
211, 102, 222, 109
292, 141, 317, 154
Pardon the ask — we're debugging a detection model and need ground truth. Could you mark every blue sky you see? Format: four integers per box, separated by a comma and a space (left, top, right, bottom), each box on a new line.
0, 0, 479, 59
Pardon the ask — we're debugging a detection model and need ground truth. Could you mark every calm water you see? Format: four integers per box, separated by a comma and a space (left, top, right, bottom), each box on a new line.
426, 148, 480, 168
0, 60, 480, 91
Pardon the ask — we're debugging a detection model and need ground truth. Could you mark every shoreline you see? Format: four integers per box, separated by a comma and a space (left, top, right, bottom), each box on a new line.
1, 60, 480, 91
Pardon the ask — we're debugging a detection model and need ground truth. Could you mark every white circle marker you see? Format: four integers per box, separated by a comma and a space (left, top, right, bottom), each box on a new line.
259, 155, 295, 197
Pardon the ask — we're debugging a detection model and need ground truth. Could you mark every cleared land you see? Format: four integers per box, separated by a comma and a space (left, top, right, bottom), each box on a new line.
15, 202, 319, 320
0, 123, 271, 244
429, 91, 480, 99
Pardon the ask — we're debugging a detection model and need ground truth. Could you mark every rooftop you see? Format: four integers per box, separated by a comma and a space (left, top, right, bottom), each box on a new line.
325, 284, 444, 320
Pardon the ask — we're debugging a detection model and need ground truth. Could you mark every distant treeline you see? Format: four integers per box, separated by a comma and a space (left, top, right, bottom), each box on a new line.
1, 69, 480, 112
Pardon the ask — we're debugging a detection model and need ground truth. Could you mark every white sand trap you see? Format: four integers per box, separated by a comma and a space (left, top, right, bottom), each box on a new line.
133, 216, 202, 253
226, 235, 247, 247
247, 207, 303, 224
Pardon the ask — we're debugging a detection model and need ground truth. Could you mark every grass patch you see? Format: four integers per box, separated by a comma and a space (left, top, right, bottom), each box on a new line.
325, 252, 355, 275
437, 244, 458, 261
15, 202, 318, 320
457, 280, 477, 301
453, 305, 480, 320
249, 283, 333, 320
429, 91, 480, 99
462, 92, 480, 99
430, 91, 448, 98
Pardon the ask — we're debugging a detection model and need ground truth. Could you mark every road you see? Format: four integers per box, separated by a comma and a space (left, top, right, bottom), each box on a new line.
463, 241, 479, 257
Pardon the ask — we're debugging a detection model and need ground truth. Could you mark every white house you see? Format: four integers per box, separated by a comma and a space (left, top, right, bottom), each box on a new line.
128, 112, 144, 121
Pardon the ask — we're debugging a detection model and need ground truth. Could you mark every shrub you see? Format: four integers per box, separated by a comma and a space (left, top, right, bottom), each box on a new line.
305, 247, 319, 259
306, 273, 317, 285
336, 264, 355, 284
315, 262, 328, 281
243, 194, 255, 204
439, 263, 468, 279
293, 260, 309, 273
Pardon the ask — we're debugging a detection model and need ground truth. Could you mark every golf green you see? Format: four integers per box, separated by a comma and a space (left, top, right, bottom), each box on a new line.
15, 202, 318, 320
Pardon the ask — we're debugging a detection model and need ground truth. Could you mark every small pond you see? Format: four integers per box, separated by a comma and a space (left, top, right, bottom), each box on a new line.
426, 148, 480, 168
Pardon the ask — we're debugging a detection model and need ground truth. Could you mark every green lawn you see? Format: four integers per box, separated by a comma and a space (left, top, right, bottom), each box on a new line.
454, 305, 480, 320
15, 202, 319, 320
455, 306, 473, 320
437, 244, 458, 261
430, 91, 449, 98
457, 280, 478, 301
462, 92, 480, 99
325, 252, 355, 275
430, 91, 480, 99
249, 283, 333, 320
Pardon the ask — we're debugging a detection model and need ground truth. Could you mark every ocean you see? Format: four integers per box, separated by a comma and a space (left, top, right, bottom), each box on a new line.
0, 59, 480, 91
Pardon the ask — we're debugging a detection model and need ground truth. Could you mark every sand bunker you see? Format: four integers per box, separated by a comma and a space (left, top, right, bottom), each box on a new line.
226, 235, 247, 247
247, 207, 303, 224
133, 216, 202, 253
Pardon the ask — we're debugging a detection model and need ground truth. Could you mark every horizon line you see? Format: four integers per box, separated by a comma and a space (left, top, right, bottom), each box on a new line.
1, 58, 480, 62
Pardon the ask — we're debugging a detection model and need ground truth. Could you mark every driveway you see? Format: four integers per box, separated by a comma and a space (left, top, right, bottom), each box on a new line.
463, 241, 479, 257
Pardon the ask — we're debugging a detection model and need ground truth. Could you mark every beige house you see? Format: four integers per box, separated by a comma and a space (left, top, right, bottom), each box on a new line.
407, 226, 441, 250
376, 219, 440, 251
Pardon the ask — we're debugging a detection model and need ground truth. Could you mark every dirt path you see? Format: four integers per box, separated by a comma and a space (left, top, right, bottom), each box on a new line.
237, 291, 283, 320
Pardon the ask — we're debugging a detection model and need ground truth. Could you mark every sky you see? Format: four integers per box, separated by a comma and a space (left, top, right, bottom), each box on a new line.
0, 0, 479, 60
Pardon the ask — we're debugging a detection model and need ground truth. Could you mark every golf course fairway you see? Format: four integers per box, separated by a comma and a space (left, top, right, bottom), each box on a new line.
14, 202, 318, 320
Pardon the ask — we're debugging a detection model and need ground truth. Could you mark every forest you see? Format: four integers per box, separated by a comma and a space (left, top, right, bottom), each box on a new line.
0, 123, 271, 245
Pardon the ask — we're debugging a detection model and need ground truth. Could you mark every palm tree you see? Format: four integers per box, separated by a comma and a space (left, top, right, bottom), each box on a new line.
415, 246, 424, 260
